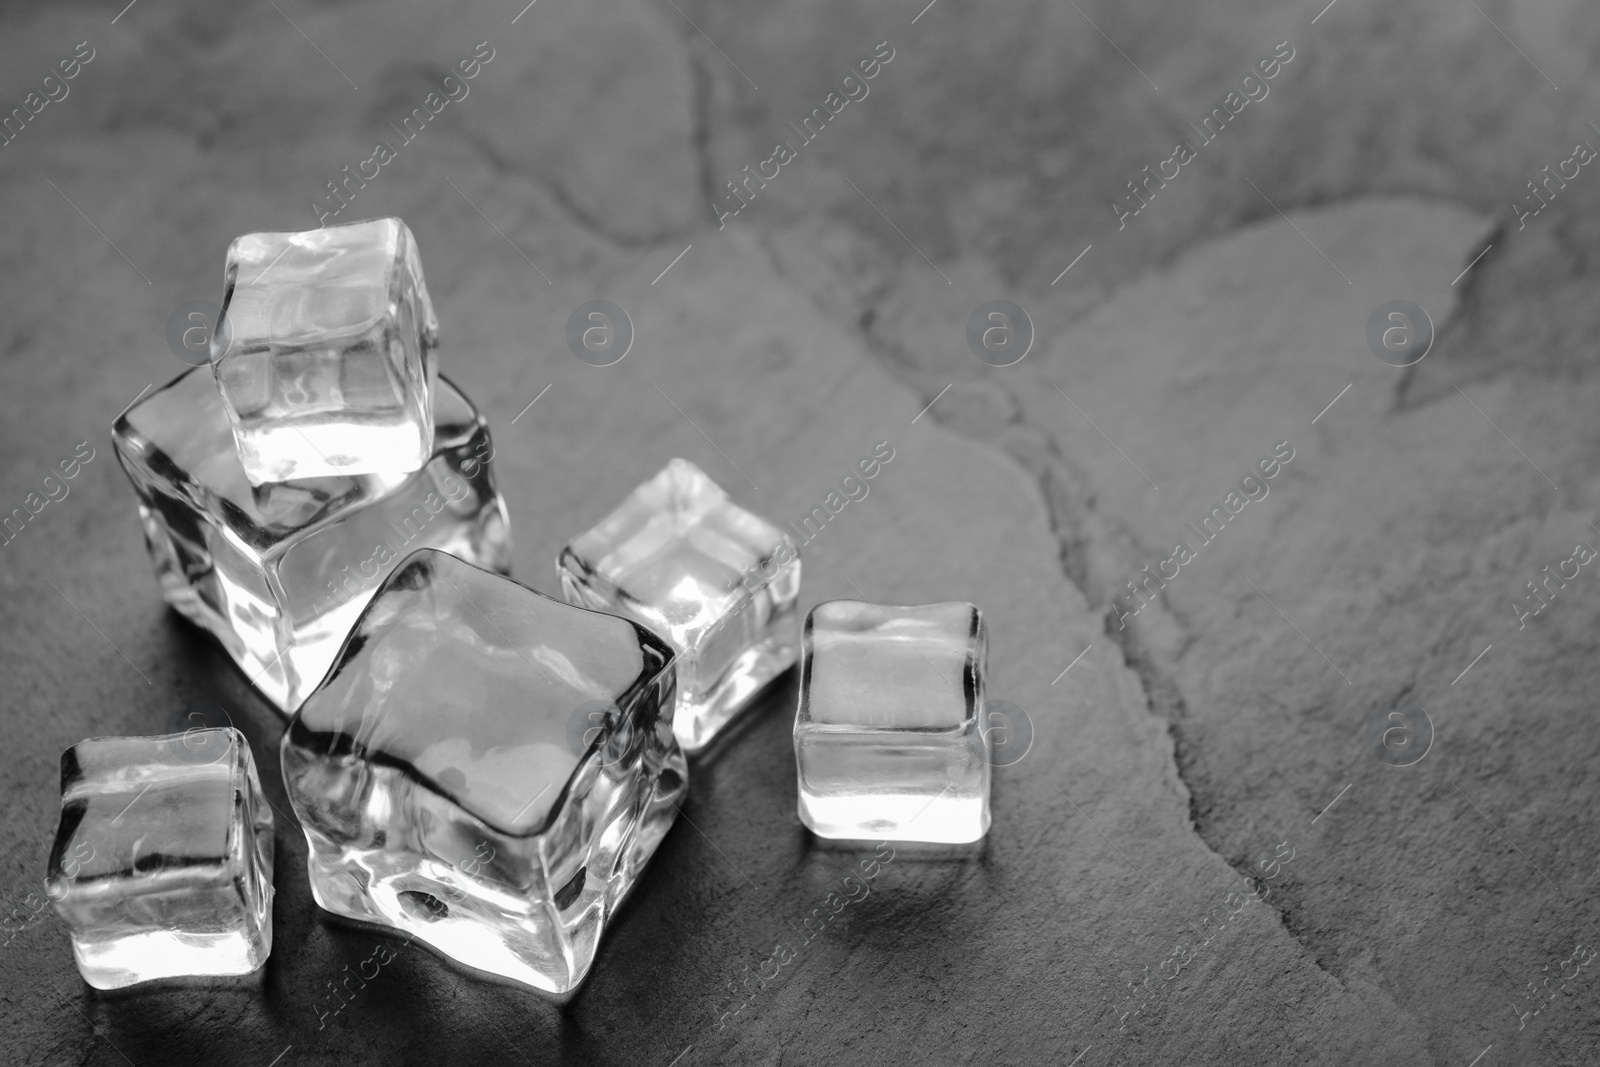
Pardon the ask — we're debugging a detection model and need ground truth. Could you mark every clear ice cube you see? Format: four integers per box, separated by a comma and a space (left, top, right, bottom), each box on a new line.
793, 600, 990, 843
281, 549, 687, 995
46, 728, 275, 990
557, 458, 800, 753
212, 217, 439, 485
113, 366, 511, 715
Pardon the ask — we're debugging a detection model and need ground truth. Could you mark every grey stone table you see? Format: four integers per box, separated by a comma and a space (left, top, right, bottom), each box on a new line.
2, 0, 1598, 1064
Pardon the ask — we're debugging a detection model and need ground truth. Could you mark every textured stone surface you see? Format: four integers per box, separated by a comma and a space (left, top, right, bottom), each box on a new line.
2, 0, 1598, 1064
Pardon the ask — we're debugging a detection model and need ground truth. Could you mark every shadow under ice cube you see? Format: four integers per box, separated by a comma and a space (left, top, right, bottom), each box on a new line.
46, 728, 275, 990
112, 367, 511, 715
281, 549, 688, 996
558, 457, 800, 753
212, 217, 439, 485
794, 600, 991, 844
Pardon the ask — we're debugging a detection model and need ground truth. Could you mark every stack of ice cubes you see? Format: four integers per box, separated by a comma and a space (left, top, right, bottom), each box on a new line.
113, 217, 511, 714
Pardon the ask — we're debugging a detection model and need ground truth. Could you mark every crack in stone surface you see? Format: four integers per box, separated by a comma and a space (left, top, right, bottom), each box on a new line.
1396, 221, 1507, 412
688, 52, 717, 216
817, 229, 1386, 1000
1001, 413, 1356, 990
460, 127, 683, 251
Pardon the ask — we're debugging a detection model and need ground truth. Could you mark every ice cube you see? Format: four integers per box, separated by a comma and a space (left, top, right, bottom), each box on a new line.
212, 217, 439, 485
46, 728, 275, 989
113, 366, 511, 715
793, 600, 990, 843
280, 549, 687, 995
558, 458, 800, 753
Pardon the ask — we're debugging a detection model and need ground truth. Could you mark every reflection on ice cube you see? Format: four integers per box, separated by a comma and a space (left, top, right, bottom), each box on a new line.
282, 549, 687, 995
794, 600, 991, 844
558, 458, 801, 753
46, 729, 275, 989
113, 366, 510, 715
212, 217, 439, 484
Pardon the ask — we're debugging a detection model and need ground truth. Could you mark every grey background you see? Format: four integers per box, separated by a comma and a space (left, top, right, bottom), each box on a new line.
2, 0, 1598, 1064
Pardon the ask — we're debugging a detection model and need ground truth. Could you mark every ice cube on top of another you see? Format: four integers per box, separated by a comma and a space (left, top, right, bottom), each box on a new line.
282, 549, 687, 994
805, 600, 979, 729
212, 217, 439, 485
46, 729, 275, 990
558, 458, 801, 753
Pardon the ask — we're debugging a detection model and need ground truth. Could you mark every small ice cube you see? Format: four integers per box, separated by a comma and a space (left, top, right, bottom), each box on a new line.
212, 217, 439, 484
793, 600, 990, 843
281, 549, 687, 995
113, 367, 511, 715
46, 729, 275, 989
558, 458, 800, 752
